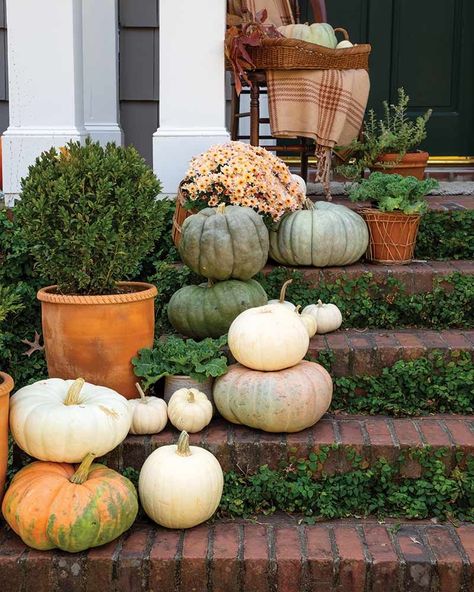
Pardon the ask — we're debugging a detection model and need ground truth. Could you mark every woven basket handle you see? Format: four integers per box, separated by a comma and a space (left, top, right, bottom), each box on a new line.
334, 27, 350, 41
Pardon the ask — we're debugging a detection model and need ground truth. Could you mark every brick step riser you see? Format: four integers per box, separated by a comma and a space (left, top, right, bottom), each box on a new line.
1, 519, 473, 592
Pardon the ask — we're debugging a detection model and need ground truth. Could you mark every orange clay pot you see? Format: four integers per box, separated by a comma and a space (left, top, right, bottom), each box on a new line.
370, 151, 429, 180
37, 282, 157, 399
0, 372, 14, 503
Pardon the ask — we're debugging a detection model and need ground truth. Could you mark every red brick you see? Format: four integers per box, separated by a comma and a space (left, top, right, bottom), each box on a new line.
305, 525, 334, 588
243, 525, 269, 592
406, 262, 434, 292
364, 419, 398, 463
392, 419, 424, 477
232, 424, 262, 473
275, 527, 303, 592
121, 435, 149, 472
322, 332, 351, 376
258, 431, 286, 469
212, 524, 241, 592
333, 526, 366, 592
286, 429, 311, 461
310, 419, 339, 474
116, 525, 150, 592
373, 333, 401, 368
396, 528, 433, 592
346, 333, 375, 375
205, 419, 231, 471
363, 525, 399, 592
417, 419, 452, 447
393, 331, 426, 360
181, 525, 210, 592
425, 527, 464, 592
418, 331, 447, 349
338, 420, 366, 471
85, 540, 119, 592
53, 551, 86, 592
462, 330, 474, 346
149, 529, 181, 592
442, 419, 474, 453
456, 525, 474, 591
150, 426, 176, 450
439, 330, 473, 350
0, 532, 26, 592
451, 260, 474, 274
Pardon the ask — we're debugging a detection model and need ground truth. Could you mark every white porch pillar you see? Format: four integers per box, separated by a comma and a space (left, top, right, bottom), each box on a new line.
82, 0, 122, 145
154, 0, 230, 194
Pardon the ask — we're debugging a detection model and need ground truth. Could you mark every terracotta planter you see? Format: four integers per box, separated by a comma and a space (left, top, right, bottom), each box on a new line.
360, 209, 421, 265
37, 282, 157, 399
370, 151, 429, 180
163, 375, 214, 405
0, 372, 14, 503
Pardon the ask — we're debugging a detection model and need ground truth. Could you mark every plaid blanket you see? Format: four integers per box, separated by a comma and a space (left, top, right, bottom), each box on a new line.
228, 0, 294, 26
267, 68, 370, 198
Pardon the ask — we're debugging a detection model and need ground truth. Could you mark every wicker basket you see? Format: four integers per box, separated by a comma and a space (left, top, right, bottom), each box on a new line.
246, 29, 371, 71
360, 209, 421, 265
172, 184, 195, 247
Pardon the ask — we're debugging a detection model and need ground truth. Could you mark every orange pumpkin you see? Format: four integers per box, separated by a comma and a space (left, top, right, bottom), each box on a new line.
2, 453, 138, 552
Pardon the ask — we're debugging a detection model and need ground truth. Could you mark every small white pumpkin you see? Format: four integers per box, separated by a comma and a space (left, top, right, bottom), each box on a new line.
292, 174, 307, 195
296, 306, 317, 338
268, 279, 296, 311
228, 304, 309, 371
303, 300, 343, 334
167, 388, 213, 433
129, 383, 168, 435
9, 378, 131, 463
336, 40, 354, 49
278, 23, 337, 48
139, 431, 224, 529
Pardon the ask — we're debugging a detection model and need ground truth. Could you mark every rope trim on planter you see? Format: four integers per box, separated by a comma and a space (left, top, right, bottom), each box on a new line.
37, 282, 158, 305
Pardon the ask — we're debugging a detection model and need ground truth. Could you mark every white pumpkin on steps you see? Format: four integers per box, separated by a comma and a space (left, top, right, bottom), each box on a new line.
303, 300, 343, 334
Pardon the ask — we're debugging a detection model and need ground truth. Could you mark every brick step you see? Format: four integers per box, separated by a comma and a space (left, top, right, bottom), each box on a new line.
308, 329, 474, 376
1, 517, 473, 592
261, 260, 473, 295
102, 415, 474, 476
312, 193, 474, 211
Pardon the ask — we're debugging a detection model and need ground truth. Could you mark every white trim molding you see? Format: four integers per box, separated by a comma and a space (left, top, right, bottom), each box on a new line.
154, 0, 230, 194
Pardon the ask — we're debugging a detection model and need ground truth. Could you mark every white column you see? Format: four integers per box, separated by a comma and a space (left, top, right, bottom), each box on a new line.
82, 0, 122, 145
3, 0, 87, 203
154, 0, 230, 194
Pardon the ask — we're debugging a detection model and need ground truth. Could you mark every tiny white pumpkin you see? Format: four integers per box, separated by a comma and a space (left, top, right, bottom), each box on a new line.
303, 300, 343, 334
336, 40, 354, 49
228, 304, 309, 371
129, 383, 168, 435
296, 306, 317, 338
167, 388, 213, 433
9, 378, 131, 463
292, 174, 307, 195
268, 279, 296, 311
139, 431, 224, 529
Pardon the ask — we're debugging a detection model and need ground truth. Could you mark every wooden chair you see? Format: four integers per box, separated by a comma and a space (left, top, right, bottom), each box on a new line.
229, 0, 327, 181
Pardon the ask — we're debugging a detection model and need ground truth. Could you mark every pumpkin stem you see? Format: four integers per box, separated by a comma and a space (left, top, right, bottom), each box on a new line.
64, 378, 85, 406
279, 279, 293, 303
186, 390, 195, 403
135, 382, 148, 403
70, 452, 96, 484
207, 279, 215, 288
176, 431, 192, 457
216, 203, 226, 214
295, 305, 302, 315
304, 198, 314, 211
317, 299, 324, 307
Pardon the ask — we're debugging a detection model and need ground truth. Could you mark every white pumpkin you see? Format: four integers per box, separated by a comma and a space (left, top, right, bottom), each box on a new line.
303, 300, 343, 334
167, 388, 213, 433
296, 306, 317, 338
139, 431, 223, 529
268, 279, 296, 311
129, 383, 168, 435
278, 23, 337, 48
9, 378, 131, 462
228, 304, 309, 371
292, 174, 307, 195
336, 40, 354, 49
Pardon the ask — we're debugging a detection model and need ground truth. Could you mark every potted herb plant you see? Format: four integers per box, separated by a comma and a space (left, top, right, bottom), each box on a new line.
15, 139, 164, 399
338, 88, 432, 180
349, 172, 438, 264
133, 335, 228, 405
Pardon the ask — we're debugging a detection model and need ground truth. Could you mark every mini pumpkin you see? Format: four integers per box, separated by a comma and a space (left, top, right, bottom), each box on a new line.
303, 300, 343, 334
129, 383, 168, 435
228, 304, 309, 371
213, 361, 333, 432
179, 204, 269, 281
2, 453, 138, 552
267, 279, 296, 310
139, 431, 223, 529
296, 306, 317, 337
167, 388, 213, 433
10, 378, 131, 463
278, 23, 337, 48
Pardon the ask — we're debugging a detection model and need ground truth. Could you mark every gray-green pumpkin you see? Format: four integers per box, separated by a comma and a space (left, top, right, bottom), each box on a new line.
179, 204, 269, 280
167, 279, 268, 339
269, 200, 369, 267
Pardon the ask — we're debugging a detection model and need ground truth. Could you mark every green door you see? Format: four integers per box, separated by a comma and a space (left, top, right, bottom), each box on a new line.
300, 0, 474, 156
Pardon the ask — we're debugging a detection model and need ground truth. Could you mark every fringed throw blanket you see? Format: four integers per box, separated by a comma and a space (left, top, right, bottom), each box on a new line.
267, 69, 370, 198
228, 0, 294, 26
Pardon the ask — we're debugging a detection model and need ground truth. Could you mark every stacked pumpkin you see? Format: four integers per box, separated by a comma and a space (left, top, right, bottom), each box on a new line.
213, 300, 333, 433
168, 203, 270, 338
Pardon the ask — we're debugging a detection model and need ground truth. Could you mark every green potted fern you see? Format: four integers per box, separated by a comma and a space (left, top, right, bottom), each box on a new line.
338, 88, 432, 180
349, 173, 438, 264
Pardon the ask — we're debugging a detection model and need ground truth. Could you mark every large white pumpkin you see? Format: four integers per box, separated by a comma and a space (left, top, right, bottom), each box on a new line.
139, 431, 223, 529
278, 23, 337, 48
228, 304, 309, 371
9, 378, 131, 462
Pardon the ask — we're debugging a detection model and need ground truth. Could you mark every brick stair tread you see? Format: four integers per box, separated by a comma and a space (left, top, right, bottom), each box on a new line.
308, 328, 474, 376
262, 259, 474, 294
310, 194, 474, 211
103, 415, 474, 476
1, 516, 473, 592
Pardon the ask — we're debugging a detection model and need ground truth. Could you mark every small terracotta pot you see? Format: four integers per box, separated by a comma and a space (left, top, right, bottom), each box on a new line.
370, 151, 429, 180
360, 209, 421, 264
163, 375, 214, 405
0, 372, 14, 503
37, 282, 157, 399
